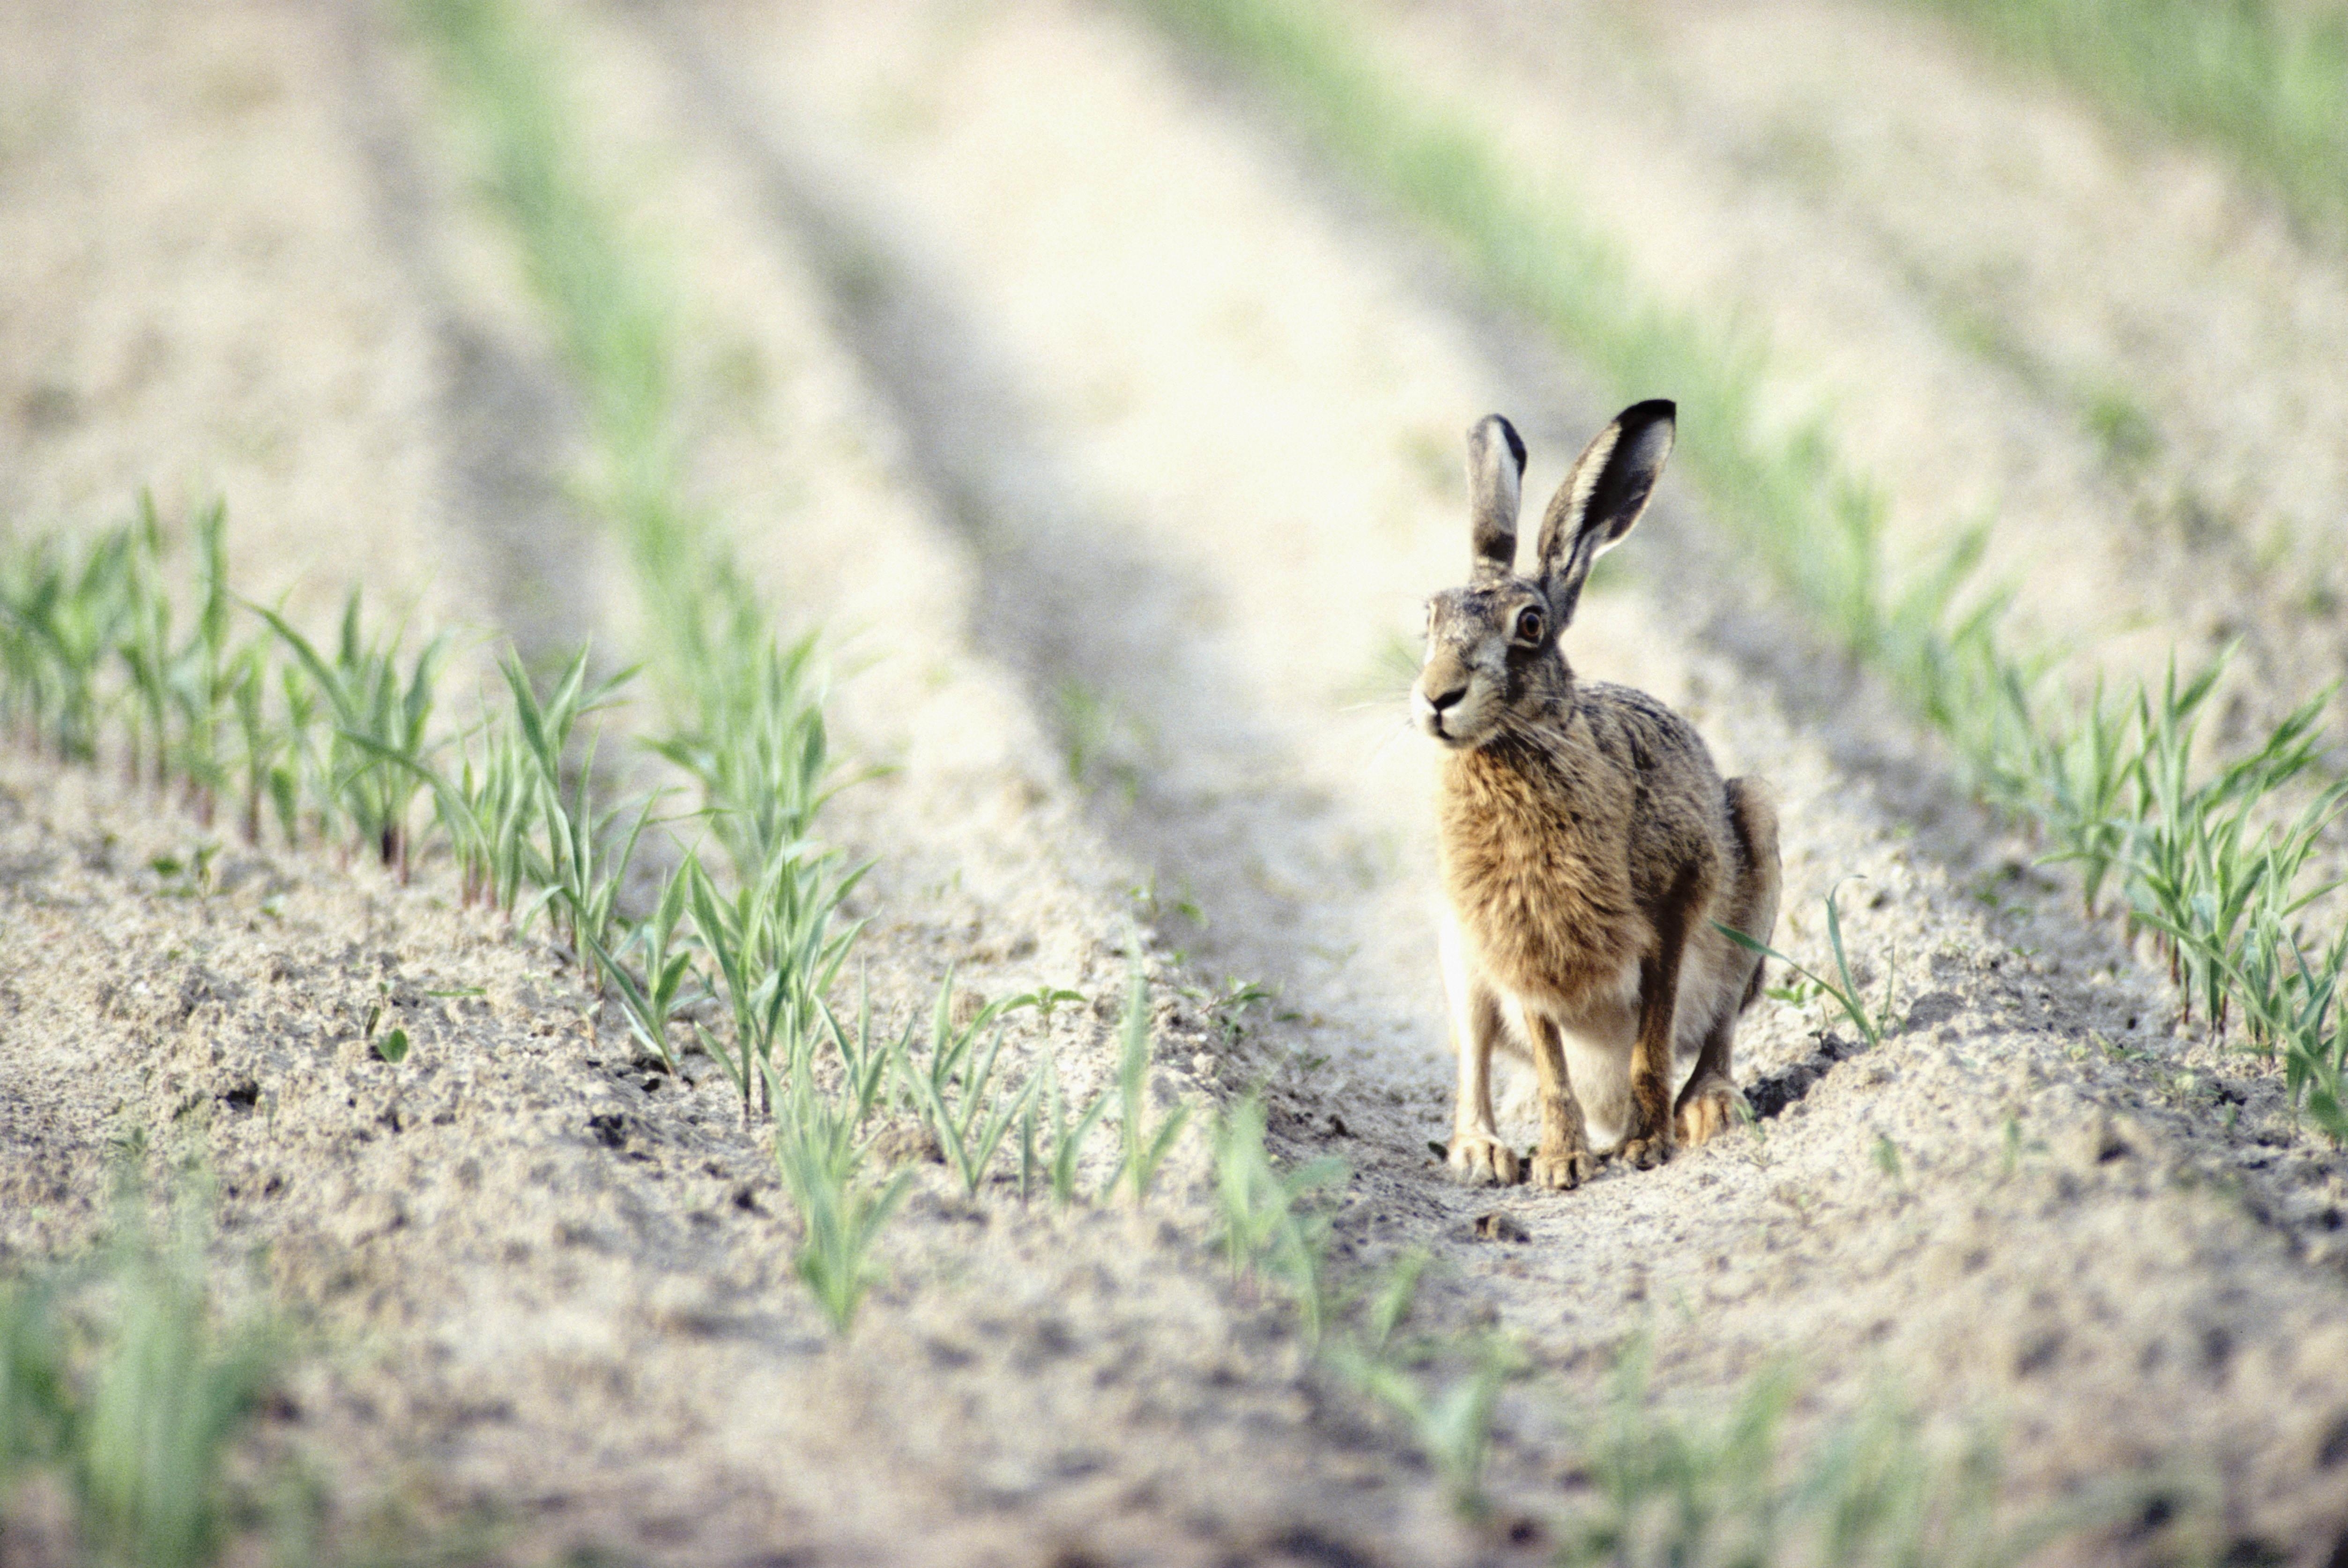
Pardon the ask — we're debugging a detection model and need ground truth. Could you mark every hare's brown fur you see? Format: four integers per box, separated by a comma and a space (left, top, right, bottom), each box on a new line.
1415, 404, 1780, 1189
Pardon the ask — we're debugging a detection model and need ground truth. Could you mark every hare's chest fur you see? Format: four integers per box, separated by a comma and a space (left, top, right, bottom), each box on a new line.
1436, 738, 1727, 1150
1436, 740, 1649, 1013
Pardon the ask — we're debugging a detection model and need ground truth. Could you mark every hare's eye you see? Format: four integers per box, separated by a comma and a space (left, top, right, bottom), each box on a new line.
1515, 606, 1545, 643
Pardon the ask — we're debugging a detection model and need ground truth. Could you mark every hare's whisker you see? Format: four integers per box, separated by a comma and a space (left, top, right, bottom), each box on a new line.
1362, 716, 1416, 767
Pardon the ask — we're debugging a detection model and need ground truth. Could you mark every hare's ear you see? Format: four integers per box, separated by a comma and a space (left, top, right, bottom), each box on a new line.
1466, 414, 1527, 579
1536, 399, 1675, 624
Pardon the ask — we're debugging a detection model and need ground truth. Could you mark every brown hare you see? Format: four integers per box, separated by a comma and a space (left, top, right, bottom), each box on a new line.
1413, 401, 1780, 1189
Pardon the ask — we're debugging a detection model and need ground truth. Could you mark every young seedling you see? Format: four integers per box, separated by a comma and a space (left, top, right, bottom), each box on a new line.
686, 843, 865, 1126
765, 1044, 907, 1336
898, 975, 1055, 1198
1040, 1054, 1118, 1206
2036, 675, 2135, 919
11, 526, 135, 764
1719, 879, 1887, 1051
2257, 930, 2348, 1145
583, 855, 698, 1073
814, 976, 900, 1137
166, 499, 238, 824
249, 593, 451, 880
1113, 962, 1192, 1204
433, 651, 612, 921
225, 648, 284, 846
1211, 1095, 1345, 1342
650, 633, 837, 878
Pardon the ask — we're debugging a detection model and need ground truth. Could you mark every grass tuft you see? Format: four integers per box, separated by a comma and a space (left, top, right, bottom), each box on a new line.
1212, 1095, 1347, 1342
766, 1027, 907, 1336
899, 976, 1054, 1198
249, 593, 450, 880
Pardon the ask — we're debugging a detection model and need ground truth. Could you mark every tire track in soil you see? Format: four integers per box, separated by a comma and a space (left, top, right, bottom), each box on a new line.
665, 0, 2348, 1552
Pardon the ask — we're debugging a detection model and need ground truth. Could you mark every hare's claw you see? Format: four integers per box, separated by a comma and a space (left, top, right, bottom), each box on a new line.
1676, 1077, 1746, 1147
1529, 1146, 1595, 1191
1447, 1132, 1520, 1185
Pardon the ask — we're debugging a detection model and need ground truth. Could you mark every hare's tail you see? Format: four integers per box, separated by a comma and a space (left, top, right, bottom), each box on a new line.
1723, 776, 1782, 1014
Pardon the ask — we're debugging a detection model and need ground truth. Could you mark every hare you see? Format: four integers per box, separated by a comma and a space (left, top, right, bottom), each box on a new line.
1412, 401, 1779, 1189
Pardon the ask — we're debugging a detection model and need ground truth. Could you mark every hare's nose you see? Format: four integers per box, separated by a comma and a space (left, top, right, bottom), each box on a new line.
1426, 683, 1468, 715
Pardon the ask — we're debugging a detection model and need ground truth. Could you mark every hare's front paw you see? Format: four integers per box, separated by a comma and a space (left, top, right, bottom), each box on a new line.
1529, 1145, 1596, 1191
1619, 1130, 1675, 1170
1675, 1077, 1747, 1147
1447, 1132, 1521, 1185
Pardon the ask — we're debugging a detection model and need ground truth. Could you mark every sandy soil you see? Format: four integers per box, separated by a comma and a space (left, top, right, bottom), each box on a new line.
3, 0, 2347, 1563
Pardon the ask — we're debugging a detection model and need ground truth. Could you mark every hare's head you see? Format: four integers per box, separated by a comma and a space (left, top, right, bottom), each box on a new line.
1412, 401, 1676, 748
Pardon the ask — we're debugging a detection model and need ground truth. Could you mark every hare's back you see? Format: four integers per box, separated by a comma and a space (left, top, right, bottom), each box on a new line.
1575, 682, 1724, 791
1574, 682, 1732, 886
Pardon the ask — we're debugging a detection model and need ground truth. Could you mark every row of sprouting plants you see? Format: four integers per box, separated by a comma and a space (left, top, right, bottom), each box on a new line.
1151, 0, 2348, 1144
0, 504, 1222, 1329
0, 497, 440, 868
1982, 658, 2348, 1125
397, 0, 1235, 1334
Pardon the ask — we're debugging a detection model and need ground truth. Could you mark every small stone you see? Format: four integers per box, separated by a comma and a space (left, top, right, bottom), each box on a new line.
1473, 1210, 1529, 1243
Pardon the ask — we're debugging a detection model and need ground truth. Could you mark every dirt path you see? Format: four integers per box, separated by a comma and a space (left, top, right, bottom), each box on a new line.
3, 0, 2348, 1562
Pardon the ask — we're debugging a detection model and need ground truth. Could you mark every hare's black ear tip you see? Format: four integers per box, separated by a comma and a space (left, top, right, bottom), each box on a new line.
1473, 413, 1526, 474
1626, 398, 1677, 429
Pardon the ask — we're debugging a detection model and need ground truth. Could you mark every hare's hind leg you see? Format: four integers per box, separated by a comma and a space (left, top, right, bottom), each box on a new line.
1620, 873, 1699, 1170
1723, 776, 1782, 1013
1442, 915, 1519, 1185
1678, 777, 1778, 1148
1675, 1013, 1748, 1146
